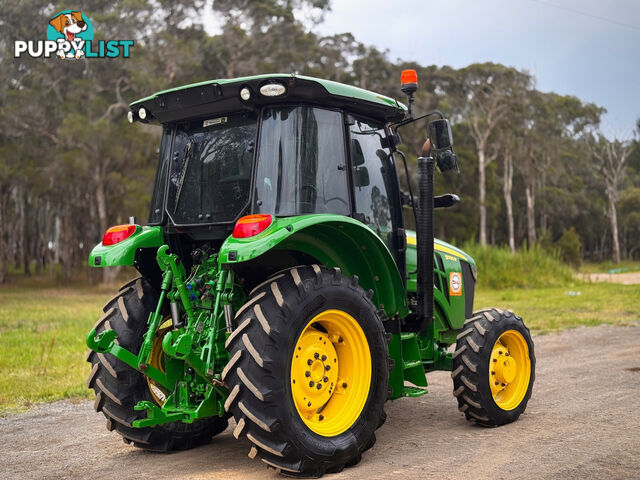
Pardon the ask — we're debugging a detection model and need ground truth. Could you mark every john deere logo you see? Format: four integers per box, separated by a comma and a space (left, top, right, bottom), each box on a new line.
14, 10, 133, 60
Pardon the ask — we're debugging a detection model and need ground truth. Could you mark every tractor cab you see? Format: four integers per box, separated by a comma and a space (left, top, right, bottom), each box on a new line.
123, 74, 414, 280
139, 76, 404, 230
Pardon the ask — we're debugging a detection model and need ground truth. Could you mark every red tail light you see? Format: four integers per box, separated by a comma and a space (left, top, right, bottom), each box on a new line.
102, 224, 137, 245
232, 214, 273, 238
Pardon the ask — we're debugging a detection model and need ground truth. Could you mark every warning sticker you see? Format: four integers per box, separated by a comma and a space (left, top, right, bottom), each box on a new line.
449, 272, 462, 296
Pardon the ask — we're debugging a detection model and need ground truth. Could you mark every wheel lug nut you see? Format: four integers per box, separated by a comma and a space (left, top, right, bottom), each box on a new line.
493, 359, 497, 362
314, 353, 319, 359
505, 352, 510, 356
495, 381, 500, 386
319, 415, 324, 421
305, 371, 311, 377
307, 401, 311, 407
316, 383, 322, 390
307, 359, 313, 365
491, 371, 495, 375
502, 383, 506, 387
323, 376, 329, 382
325, 365, 330, 371
321, 355, 327, 361
338, 337, 343, 343
309, 381, 314, 387
342, 382, 348, 388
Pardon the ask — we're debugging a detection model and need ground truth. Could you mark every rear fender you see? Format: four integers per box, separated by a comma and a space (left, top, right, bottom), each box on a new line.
219, 215, 408, 318
88, 226, 164, 267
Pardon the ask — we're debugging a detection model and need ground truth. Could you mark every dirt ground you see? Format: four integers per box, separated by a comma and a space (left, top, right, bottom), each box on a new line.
2, 323, 640, 480
577, 272, 640, 285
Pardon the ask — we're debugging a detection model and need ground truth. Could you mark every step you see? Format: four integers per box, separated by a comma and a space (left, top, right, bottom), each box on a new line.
402, 386, 429, 398
403, 360, 422, 370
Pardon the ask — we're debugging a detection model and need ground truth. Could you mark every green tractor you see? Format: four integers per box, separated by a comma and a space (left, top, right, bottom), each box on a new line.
86, 71, 535, 476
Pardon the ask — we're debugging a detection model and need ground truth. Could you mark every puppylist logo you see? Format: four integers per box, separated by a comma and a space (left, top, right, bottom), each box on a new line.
14, 10, 133, 60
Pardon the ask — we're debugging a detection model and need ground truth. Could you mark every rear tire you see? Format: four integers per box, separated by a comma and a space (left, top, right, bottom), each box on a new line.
452, 308, 535, 427
86, 277, 228, 450
224, 266, 389, 477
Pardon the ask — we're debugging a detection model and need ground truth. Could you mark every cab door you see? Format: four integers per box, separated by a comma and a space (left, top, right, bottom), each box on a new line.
347, 116, 405, 278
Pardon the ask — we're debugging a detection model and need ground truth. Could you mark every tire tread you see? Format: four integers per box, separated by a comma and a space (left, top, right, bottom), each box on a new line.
452, 308, 535, 427
226, 266, 388, 477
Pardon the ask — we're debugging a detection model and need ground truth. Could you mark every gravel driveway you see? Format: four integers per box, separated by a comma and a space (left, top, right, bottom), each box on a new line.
2, 323, 639, 480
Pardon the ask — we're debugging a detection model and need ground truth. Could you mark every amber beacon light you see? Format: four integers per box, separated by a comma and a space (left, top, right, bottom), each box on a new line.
401, 69, 418, 93
400, 69, 418, 117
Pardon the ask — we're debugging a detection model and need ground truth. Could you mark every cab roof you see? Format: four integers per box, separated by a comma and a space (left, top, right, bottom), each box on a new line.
129, 73, 407, 124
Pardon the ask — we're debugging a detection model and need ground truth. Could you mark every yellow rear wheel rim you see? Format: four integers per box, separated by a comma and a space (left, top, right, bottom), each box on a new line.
489, 330, 531, 410
146, 320, 172, 405
290, 309, 371, 437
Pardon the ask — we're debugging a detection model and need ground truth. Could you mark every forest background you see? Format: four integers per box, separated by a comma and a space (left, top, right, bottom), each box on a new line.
1, 0, 639, 286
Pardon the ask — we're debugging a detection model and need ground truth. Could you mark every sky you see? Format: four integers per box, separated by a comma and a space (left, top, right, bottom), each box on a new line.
315, 0, 640, 139
202, 0, 639, 139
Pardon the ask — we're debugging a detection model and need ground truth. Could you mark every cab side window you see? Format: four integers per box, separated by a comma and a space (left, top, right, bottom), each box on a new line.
349, 119, 393, 242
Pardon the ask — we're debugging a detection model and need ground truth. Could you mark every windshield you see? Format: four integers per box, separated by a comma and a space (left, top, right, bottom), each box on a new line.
166, 113, 257, 224
253, 106, 349, 216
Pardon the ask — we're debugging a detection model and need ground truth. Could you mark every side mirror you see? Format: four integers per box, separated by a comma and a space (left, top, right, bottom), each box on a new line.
435, 150, 459, 173
353, 166, 370, 187
428, 119, 453, 150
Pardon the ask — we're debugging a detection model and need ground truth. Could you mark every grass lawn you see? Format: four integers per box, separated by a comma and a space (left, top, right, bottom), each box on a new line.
475, 282, 640, 334
0, 285, 113, 415
1, 273, 639, 415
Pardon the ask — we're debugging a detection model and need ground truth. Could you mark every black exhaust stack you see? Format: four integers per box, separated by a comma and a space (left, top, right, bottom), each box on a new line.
398, 70, 454, 332
416, 141, 434, 331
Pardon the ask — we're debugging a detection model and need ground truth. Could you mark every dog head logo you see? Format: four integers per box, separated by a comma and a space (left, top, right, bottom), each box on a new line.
49, 11, 86, 42
46, 10, 93, 59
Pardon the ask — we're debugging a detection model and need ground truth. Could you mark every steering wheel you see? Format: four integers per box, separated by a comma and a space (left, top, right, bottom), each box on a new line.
324, 196, 349, 210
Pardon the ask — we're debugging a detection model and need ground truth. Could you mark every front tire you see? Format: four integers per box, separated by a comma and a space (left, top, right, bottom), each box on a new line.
452, 308, 535, 426
224, 266, 389, 476
86, 277, 228, 450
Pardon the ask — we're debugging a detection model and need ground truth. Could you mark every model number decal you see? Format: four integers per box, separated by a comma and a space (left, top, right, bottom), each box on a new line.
203, 117, 227, 127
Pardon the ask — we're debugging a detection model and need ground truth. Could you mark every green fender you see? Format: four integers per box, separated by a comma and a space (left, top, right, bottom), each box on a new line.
88, 226, 164, 267
219, 215, 409, 318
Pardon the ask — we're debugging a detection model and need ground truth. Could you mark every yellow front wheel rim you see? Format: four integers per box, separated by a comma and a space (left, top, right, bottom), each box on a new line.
290, 309, 371, 437
489, 330, 531, 410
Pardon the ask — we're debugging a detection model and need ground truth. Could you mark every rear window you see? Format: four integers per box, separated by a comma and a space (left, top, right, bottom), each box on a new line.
253, 106, 349, 216
167, 113, 257, 224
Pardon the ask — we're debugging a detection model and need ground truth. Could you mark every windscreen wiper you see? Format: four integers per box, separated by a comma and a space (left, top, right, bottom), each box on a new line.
174, 140, 193, 211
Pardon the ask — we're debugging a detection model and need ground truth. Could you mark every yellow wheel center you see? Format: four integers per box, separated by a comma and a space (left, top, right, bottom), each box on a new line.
310, 360, 326, 382
494, 355, 517, 384
290, 309, 371, 437
489, 330, 531, 411
292, 329, 339, 411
